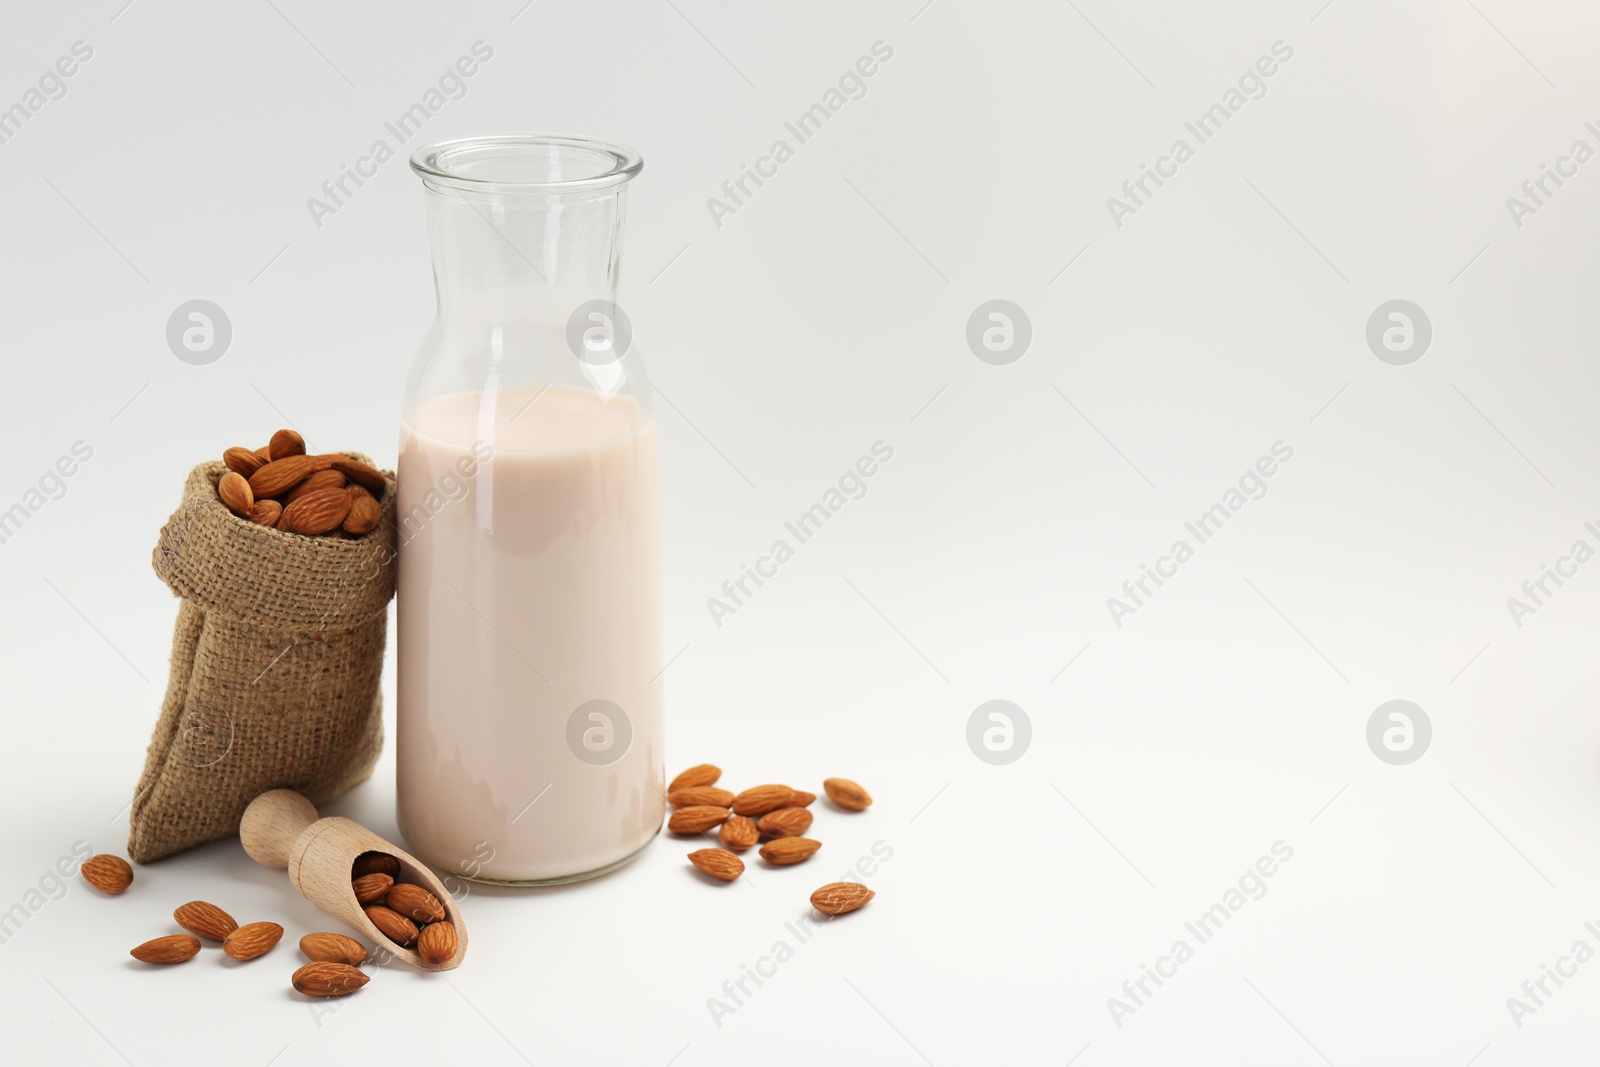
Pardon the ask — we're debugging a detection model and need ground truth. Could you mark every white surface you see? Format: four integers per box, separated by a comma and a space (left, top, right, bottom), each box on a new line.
2, 1, 1599, 1064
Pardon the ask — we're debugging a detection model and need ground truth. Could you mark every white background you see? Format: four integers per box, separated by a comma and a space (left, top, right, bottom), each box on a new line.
2, 1, 1599, 1064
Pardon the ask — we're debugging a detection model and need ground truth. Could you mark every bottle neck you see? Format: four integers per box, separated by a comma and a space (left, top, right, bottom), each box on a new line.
424, 185, 626, 324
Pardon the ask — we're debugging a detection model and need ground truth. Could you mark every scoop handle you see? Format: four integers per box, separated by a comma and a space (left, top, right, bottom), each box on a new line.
240, 789, 320, 868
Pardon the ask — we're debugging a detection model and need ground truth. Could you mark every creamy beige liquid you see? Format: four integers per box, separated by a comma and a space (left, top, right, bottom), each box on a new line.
396, 386, 663, 883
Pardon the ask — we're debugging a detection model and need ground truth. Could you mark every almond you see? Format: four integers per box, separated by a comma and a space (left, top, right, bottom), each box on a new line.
757, 807, 813, 838
217, 471, 253, 516
791, 790, 817, 807
223, 921, 283, 961
386, 883, 446, 924
689, 848, 745, 881
669, 763, 721, 791
174, 900, 238, 941
719, 815, 759, 851
824, 777, 872, 811
810, 882, 875, 915
223, 446, 266, 478
247, 499, 282, 527
363, 904, 418, 947
269, 428, 306, 460
281, 486, 352, 535
254, 445, 272, 462
343, 491, 381, 535
667, 805, 731, 834
292, 961, 369, 997
732, 784, 795, 817
300, 932, 368, 966
80, 853, 133, 895
283, 468, 346, 503
248, 454, 317, 499
352, 852, 400, 878
759, 837, 821, 865
417, 920, 458, 966
330, 457, 386, 497
351, 872, 394, 905
668, 786, 734, 809
131, 934, 201, 964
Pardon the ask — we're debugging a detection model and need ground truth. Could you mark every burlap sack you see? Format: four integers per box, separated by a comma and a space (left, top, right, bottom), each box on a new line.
129, 455, 397, 863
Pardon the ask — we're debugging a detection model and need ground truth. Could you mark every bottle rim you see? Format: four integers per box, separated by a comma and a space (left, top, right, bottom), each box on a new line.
410, 134, 643, 194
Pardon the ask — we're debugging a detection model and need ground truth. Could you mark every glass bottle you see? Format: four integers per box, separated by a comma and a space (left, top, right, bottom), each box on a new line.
396, 135, 661, 884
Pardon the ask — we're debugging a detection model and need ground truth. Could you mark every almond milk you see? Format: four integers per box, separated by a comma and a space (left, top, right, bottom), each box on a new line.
396, 385, 663, 883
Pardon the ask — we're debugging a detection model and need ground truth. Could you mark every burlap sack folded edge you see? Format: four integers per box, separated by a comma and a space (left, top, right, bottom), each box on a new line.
153, 455, 396, 631
128, 455, 398, 863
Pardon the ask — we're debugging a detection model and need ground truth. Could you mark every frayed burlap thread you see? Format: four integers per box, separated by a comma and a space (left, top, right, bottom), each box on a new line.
129, 456, 397, 863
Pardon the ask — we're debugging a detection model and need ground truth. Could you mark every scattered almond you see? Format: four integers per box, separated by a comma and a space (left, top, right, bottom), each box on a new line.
223, 921, 283, 961
824, 778, 872, 811
351, 872, 394, 905
732, 784, 796, 817
757, 807, 813, 838
689, 849, 745, 881
668, 805, 732, 834
174, 900, 238, 941
292, 961, 369, 997
300, 932, 368, 966
669, 763, 721, 791
668, 786, 734, 808
810, 882, 875, 915
352, 852, 401, 878
131, 934, 201, 964
386, 883, 446, 924
218, 471, 253, 516
759, 837, 821, 865
417, 920, 458, 966
791, 790, 817, 807
719, 815, 759, 851
363, 904, 418, 947
80, 854, 133, 895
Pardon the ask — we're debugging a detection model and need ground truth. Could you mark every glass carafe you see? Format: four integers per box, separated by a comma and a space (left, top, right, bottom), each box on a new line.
396, 135, 661, 885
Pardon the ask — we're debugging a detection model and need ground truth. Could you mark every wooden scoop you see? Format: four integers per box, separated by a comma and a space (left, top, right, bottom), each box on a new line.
240, 789, 467, 970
